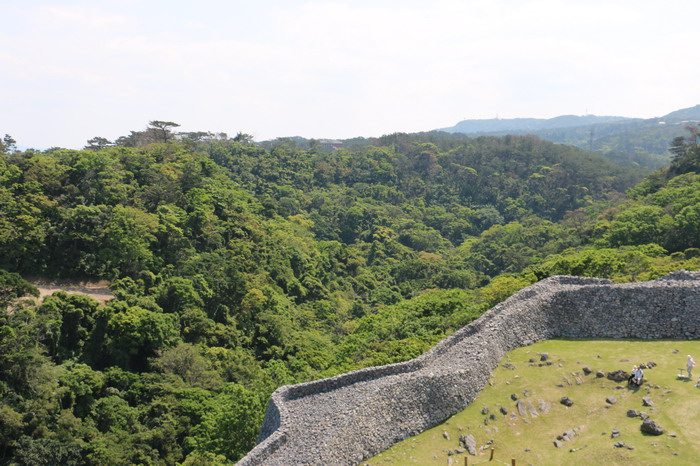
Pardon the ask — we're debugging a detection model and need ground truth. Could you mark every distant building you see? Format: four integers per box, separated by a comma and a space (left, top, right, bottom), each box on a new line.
320, 139, 343, 151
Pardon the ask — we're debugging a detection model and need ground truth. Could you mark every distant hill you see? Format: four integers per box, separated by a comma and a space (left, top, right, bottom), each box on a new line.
437, 105, 700, 169
437, 114, 630, 134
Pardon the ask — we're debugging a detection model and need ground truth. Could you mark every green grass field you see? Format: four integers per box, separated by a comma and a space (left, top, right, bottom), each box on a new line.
367, 340, 700, 465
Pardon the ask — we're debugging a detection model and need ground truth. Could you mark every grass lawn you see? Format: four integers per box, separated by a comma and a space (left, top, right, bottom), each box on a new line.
366, 340, 700, 465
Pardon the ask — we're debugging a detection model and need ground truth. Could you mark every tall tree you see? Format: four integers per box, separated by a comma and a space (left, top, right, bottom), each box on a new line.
148, 120, 181, 143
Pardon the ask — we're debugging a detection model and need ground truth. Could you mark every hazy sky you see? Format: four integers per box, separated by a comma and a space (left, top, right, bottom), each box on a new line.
2, 0, 700, 149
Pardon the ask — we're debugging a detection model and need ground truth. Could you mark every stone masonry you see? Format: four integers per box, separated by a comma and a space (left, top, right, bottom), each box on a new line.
237, 271, 700, 465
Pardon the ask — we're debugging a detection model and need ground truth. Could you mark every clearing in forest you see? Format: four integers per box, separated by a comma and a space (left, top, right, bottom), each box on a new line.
368, 339, 700, 465
25, 277, 114, 305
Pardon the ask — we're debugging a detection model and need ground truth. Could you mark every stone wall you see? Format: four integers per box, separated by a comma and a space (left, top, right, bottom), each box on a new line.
237, 271, 700, 465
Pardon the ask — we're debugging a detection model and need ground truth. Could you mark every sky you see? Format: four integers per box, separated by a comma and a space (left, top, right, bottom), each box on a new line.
2, 0, 700, 149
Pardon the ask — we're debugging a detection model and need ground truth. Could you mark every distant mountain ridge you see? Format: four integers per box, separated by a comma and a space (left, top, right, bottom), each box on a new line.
438, 114, 630, 134
436, 105, 700, 169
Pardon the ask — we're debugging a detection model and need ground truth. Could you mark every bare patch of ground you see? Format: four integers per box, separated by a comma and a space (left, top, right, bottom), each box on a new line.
24, 277, 114, 305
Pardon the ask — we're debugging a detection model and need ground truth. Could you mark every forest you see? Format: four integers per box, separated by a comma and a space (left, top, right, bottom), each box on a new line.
1, 121, 700, 464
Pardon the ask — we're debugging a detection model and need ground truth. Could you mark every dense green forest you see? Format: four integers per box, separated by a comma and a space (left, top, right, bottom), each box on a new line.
1, 121, 700, 464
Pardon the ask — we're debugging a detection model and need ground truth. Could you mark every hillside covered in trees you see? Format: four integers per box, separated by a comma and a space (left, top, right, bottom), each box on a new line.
1, 122, 700, 464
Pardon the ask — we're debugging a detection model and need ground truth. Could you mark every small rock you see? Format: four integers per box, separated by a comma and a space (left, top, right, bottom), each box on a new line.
642, 396, 654, 407
611, 429, 620, 438
546, 361, 553, 366
560, 396, 574, 407
523, 389, 531, 397
596, 355, 602, 359
640, 418, 664, 435
529, 358, 536, 363
489, 414, 497, 421
481, 407, 489, 415
500, 406, 508, 415
540, 352, 549, 362
606, 396, 617, 405
502, 363, 516, 370
538, 399, 551, 414
607, 370, 630, 382
672, 349, 679, 354
523, 419, 531, 424
554, 440, 563, 448
483, 417, 489, 425
669, 433, 677, 438
443, 431, 450, 440
485, 439, 494, 445
459, 434, 477, 456
516, 400, 528, 416
626, 445, 635, 450
511, 393, 518, 401
596, 370, 606, 378
582, 366, 592, 375
639, 411, 649, 420
627, 409, 639, 418
614, 441, 626, 448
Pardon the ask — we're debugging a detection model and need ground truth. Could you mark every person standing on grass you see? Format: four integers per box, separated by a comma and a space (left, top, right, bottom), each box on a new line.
687, 355, 696, 379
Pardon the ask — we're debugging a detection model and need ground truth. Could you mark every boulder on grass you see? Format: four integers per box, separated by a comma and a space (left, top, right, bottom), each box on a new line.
640, 418, 664, 436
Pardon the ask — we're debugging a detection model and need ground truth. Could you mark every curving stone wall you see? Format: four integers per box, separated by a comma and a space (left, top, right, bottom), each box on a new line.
237, 271, 700, 465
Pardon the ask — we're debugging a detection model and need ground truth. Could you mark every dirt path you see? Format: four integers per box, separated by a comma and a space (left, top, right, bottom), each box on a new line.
25, 278, 115, 305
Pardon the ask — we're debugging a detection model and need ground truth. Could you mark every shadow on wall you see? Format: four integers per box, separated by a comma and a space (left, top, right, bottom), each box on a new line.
237, 271, 700, 466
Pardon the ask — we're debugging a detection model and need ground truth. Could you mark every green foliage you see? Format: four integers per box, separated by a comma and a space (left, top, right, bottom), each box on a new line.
1, 127, 699, 464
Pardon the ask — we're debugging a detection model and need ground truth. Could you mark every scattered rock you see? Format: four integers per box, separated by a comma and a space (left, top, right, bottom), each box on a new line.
582, 366, 592, 375
538, 399, 551, 414
523, 418, 531, 424
639, 411, 649, 420
627, 409, 639, 418
642, 396, 654, 407
611, 429, 620, 438
500, 406, 508, 415
511, 393, 518, 401
626, 445, 635, 450
606, 396, 617, 405
516, 400, 528, 416
641, 418, 664, 436
546, 361, 553, 366
502, 363, 516, 370
443, 431, 450, 440
640, 361, 657, 369
529, 358, 536, 363
607, 370, 630, 382
563, 376, 572, 385
614, 441, 626, 448
669, 433, 677, 438
522, 389, 531, 397
489, 414, 496, 421
619, 358, 630, 362
481, 407, 489, 415
672, 349, 679, 354
527, 401, 539, 417
540, 352, 549, 362
554, 440, 563, 448
596, 370, 606, 378
459, 434, 477, 456
560, 396, 574, 407
483, 417, 489, 425
596, 355, 602, 359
